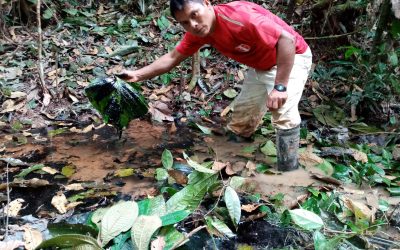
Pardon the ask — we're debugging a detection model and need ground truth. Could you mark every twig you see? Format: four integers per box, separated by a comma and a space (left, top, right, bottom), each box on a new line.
170, 225, 207, 250
5, 162, 10, 240
36, 0, 51, 107
304, 30, 359, 40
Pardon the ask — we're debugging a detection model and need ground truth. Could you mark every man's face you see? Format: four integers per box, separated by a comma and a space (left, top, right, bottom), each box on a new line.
174, 0, 216, 37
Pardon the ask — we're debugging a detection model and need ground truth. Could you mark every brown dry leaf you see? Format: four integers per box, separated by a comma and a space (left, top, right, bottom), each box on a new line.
0, 240, 24, 250
88, 47, 98, 55
41, 166, 58, 175
4, 198, 25, 217
151, 236, 166, 250
14, 178, 50, 188
241, 204, 260, 212
77, 81, 89, 87
238, 70, 245, 80
153, 85, 174, 95
393, 145, 400, 161
169, 122, 177, 134
212, 161, 227, 171
23, 225, 42, 250
105, 46, 113, 54
65, 183, 84, 191
68, 94, 79, 103
350, 149, 368, 163
220, 105, 231, 117
51, 192, 68, 214
70, 124, 94, 134
168, 170, 188, 185
149, 102, 174, 122
43, 93, 51, 106
343, 197, 375, 222
225, 162, 236, 175
232, 161, 246, 172
245, 161, 256, 170
298, 151, 324, 168
10, 91, 27, 99
66, 201, 83, 211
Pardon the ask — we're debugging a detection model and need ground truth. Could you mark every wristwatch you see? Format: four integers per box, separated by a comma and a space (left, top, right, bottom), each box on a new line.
274, 84, 287, 92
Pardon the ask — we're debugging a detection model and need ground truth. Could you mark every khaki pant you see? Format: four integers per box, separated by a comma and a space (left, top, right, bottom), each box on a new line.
227, 47, 313, 137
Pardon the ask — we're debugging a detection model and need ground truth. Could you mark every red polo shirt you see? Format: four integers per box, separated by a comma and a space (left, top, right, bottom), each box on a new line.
176, 1, 308, 70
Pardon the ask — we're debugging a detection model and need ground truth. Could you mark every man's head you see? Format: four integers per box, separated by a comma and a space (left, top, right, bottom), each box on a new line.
170, 0, 216, 37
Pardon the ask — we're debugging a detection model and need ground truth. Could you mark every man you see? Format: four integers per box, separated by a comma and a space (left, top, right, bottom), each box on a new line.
118, 0, 312, 171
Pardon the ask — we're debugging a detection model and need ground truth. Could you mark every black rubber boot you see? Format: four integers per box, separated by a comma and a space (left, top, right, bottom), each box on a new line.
276, 125, 300, 171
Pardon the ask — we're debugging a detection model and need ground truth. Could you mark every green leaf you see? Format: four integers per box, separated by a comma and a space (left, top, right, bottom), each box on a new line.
43, 8, 54, 19
131, 215, 162, 250
62, 165, 76, 178
378, 199, 389, 212
349, 122, 381, 133
166, 174, 218, 213
91, 207, 109, 227
160, 210, 191, 226
229, 176, 246, 190
183, 152, 217, 174
195, 123, 212, 135
224, 186, 241, 226
64, 8, 78, 16
313, 231, 346, 250
100, 201, 139, 246
155, 168, 169, 181
15, 164, 44, 179
158, 226, 186, 250
138, 195, 166, 217
289, 208, 323, 230
162, 149, 173, 170
48, 223, 98, 238
387, 187, 400, 196
388, 51, 399, 66
313, 105, 345, 127
209, 217, 236, 238
35, 234, 101, 250
157, 15, 171, 30
223, 88, 238, 98
114, 168, 135, 177
260, 140, 277, 156
316, 160, 334, 176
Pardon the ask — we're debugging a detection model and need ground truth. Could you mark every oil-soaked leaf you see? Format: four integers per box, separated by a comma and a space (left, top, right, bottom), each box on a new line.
183, 152, 217, 174
85, 77, 148, 132
23, 225, 43, 250
131, 215, 162, 250
100, 201, 139, 246
224, 186, 241, 226
35, 234, 101, 250
289, 209, 323, 230
162, 149, 173, 170
209, 217, 236, 238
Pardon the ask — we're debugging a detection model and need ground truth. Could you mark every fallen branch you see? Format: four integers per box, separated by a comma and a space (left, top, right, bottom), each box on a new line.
36, 0, 51, 107
170, 225, 207, 250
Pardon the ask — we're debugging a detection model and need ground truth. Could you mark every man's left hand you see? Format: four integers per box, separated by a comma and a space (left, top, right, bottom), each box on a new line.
267, 89, 288, 110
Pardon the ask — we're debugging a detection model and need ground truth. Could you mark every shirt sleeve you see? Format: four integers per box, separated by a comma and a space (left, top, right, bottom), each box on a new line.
176, 32, 207, 56
250, 14, 282, 50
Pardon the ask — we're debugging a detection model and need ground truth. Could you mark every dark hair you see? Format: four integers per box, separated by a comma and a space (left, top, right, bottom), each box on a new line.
170, 0, 204, 19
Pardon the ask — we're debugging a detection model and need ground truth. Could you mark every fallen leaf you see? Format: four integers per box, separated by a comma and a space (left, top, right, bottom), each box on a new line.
350, 149, 368, 163
225, 162, 236, 175
64, 183, 84, 191
66, 201, 83, 211
299, 151, 324, 169
41, 167, 58, 175
0, 240, 24, 250
392, 145, 400, 161
241, 204, 260, 212
167, 169, 188, 185
148, 102, 174, 122
10, 91, 27, 99
220, 105, 231, 117
4, 198, 25, 217
1, 100, 26, 113
212, 161, 227, 171
51, 192, 68, 214
151, 236, 166, 250
238, 70, 245, 80
23, 225, 42, 250
343, 197, 375, 222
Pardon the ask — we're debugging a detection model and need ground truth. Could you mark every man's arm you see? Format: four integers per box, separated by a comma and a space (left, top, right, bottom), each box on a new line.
117, 48, 189, 82
267, 30, 296, 110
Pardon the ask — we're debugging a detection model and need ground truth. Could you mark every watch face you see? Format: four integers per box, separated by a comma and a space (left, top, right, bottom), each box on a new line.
274, 84, 286, 92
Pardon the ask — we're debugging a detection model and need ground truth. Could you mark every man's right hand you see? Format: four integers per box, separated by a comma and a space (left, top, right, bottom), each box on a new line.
115, 70, 139, 82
